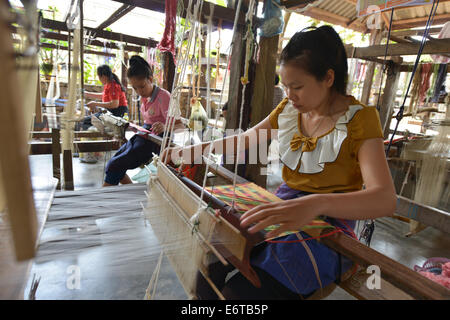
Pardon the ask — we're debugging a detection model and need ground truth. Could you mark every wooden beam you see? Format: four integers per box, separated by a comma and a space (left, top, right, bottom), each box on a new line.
32, 130, 110, 139
379, 60, 402, 139
113, 0, 247, 29
361, 27, 383, 105
40, 42, 116, 57
246, 35, 280, 187
321, 232, 450, 300
396, 195, 450, 234
388, 27, 441, 37
41, 30, 142, 52
226, 24, 245, 131
301, 6, 365, 33
29, 140, 120, 155
63, 149, 74, 191
345, 38, 450, 58
41, 18, 157, 48
95, 4, 135, 30
400, 63, 450, 72
281, 0, 316, 10
162, 52, 175, 93
392, 13, 450, 30
51, 129, 61, 189
390, 35, 412, 44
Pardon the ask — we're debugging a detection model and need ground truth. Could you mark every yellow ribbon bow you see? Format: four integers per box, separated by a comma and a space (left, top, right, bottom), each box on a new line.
290, 133, 318, 152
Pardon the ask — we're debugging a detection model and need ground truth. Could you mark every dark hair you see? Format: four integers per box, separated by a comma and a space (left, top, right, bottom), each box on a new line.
127, 55, 153, 80
280, 25, 348, 95
274, 74, 280, 86
97, 64, 126, 92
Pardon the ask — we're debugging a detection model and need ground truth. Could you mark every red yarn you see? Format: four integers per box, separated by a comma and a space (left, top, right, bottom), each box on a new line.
157, 0, 177, 60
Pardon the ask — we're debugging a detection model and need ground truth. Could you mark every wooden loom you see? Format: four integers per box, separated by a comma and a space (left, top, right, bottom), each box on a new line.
143, 153, 450, 300
142, 0, 449, 300
145, 162, 265, 297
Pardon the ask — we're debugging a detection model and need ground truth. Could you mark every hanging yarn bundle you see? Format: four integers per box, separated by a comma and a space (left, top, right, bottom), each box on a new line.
188, 97, 208, 131
156, 0, 177, 61
407, 106, 449, 236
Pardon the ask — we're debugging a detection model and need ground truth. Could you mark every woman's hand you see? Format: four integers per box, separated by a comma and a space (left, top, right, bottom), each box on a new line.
151, 122, 165, 135
239, 194, 323, 239
161, 144, 204, 168
86, 101, 98, 111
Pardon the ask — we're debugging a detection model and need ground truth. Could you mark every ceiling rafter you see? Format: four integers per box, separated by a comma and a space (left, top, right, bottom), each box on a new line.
112, 0, 248, 29
95, 4, 136, 31
41, 18, 157, 48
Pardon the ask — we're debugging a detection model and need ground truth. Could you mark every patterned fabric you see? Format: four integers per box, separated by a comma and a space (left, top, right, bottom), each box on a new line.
206, 183, 281, 213
205, 183, 335, 239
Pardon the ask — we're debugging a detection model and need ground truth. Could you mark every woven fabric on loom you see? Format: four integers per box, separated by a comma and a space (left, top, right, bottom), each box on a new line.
206, 183, 335, 239
206, 183, 281, 213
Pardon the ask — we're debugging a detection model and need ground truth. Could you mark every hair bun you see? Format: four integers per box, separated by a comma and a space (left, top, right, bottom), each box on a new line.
127, 55, 153, 79
129, 55, 143, 67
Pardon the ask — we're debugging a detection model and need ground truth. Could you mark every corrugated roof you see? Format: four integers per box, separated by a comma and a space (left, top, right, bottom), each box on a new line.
281, 0, 450, 32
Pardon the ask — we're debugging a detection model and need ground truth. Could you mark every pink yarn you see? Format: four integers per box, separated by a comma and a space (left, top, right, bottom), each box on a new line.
419, 263, 450, 289
442, 262, 450, 278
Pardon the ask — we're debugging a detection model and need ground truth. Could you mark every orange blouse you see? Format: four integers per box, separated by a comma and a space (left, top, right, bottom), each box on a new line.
269, 97, 384, 193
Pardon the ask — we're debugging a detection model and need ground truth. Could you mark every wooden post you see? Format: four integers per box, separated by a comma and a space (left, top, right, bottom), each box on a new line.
245, 35, 280, 188
162, 52, 175, 93
361, 27, 383, 105
0, 1, 37, 261
122, 51, 129, 90
63, 149, 74, 190
51, 128, 61, 189
35, 72, 42, 124
225, 25, 245, 131
379, 59, 402, 139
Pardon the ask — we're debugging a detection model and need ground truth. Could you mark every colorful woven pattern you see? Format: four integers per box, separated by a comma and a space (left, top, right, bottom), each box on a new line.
206, 183, 335, 239
206, 182, 281, 213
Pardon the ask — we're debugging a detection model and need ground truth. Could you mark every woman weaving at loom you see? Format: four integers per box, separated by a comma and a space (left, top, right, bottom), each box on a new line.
82, 64, 129, 130
164, 25, 397, 299
103, 55, 174, 186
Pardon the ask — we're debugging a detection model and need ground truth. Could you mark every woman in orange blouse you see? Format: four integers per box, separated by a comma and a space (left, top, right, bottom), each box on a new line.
82, 65, 128, 130
165, 26, 396, 299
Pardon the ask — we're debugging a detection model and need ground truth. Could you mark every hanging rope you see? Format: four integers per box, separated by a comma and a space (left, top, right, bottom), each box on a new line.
214, 19, 222, 89
231, 0, 256, 210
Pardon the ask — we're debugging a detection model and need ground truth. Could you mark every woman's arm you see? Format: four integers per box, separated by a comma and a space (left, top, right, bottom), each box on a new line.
87, 99, 120, 110
151, 118, 185, 135
164, 115, 273, 165
240, 138, 397, 238
84, 91, 103, 100
319, 137, 396, 220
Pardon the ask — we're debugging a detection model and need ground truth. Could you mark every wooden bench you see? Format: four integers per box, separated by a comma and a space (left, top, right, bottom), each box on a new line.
29, 129, 122, 190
